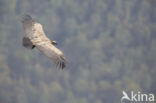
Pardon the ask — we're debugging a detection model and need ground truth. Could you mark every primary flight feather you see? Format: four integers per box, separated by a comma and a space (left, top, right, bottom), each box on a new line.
21, 14, 66, 69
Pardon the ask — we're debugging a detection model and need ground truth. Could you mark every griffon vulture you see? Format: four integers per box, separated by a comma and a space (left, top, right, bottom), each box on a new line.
21, 14, 66, 69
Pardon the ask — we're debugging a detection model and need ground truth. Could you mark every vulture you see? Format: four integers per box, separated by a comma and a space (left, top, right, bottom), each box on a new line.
21, 14, 66, 69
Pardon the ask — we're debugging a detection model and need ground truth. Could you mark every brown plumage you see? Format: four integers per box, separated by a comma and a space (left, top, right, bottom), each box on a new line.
21, 14, 66, 69
23, 37, 35, 49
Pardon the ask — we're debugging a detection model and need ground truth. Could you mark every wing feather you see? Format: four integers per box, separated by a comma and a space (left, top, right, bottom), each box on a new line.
36, 42, 66, 69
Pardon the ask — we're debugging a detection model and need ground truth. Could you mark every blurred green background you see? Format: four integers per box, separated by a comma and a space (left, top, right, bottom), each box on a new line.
0, 0, 156, 103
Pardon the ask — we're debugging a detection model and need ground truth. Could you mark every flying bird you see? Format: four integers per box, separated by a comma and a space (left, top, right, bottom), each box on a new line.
21, 14, 66, 69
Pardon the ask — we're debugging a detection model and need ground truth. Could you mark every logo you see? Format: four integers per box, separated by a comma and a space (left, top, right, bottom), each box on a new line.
121, 91, 155, 102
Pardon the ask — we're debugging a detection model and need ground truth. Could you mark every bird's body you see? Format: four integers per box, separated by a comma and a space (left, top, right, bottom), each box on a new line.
21, 14, 66, 69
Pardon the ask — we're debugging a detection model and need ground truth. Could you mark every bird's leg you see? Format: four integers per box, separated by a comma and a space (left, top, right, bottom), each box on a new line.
51, 41, 57, 45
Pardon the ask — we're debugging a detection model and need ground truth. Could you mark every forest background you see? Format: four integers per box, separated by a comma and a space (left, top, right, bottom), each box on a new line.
0, 0, 155, 103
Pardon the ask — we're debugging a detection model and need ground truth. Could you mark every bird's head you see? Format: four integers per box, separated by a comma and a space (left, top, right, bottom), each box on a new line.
51, 41, 57, 45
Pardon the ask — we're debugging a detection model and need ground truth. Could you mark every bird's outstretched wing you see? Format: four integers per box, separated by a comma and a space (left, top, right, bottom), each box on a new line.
21, 14, 66, 69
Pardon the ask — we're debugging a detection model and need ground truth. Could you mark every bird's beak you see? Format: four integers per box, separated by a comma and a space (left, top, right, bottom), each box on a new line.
51, 41, 57, 45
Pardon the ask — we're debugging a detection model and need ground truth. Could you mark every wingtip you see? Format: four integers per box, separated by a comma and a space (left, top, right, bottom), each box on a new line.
61, 61, 66, 70
56, 55, 66, 70
21, 14, 33, 23
56, 61, 66, 70
61, 55, 66, 70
